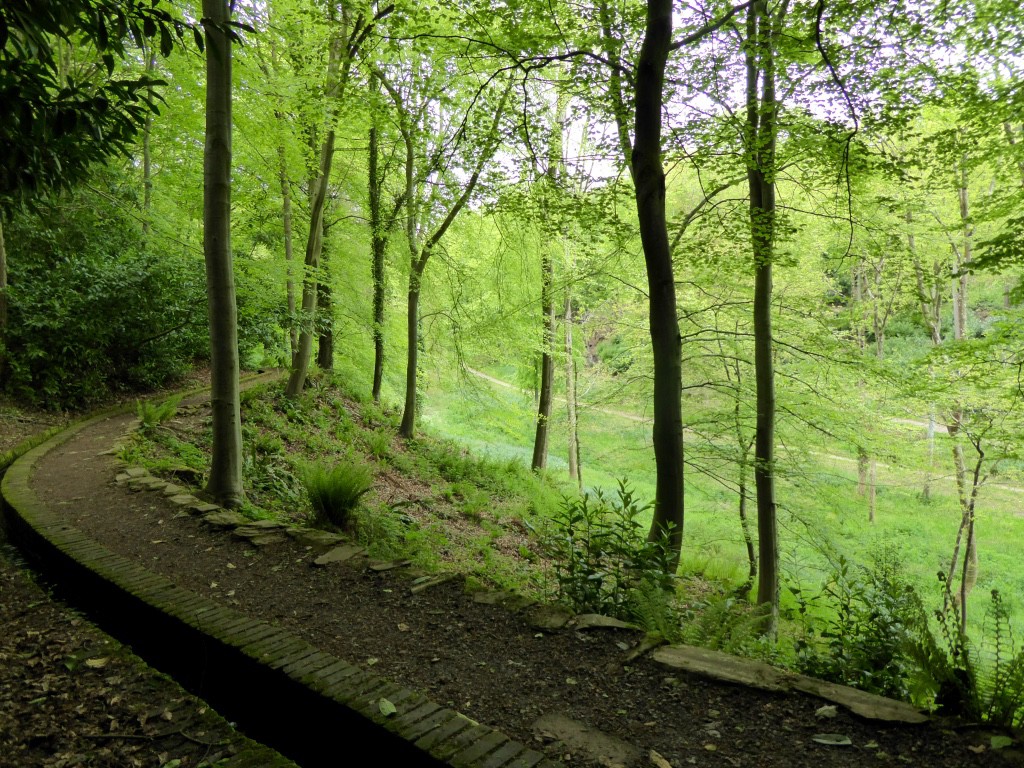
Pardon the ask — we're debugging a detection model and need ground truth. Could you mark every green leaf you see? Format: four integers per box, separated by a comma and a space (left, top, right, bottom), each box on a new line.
378, 698, 397, 717
991, 736, 1014, 750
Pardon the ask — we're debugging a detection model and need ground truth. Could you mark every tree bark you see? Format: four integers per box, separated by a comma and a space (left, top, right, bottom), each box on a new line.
564, 292, 581, 487
746, 0, 780, 632
202, 0, 243, 508
0, 214, 7, 381
369, 121, 387, 402
400, 266, 424, 438
286, 127, 334, 397
531, 241, 556, 471
277, 143, 298, 361
142, 47, 156, 240
316, 248, 333, 370
633, 0, 684, 568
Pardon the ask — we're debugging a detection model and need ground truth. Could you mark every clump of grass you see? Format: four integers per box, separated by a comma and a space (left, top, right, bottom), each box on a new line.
300, 461, 373, 531
136, 395, 181, 432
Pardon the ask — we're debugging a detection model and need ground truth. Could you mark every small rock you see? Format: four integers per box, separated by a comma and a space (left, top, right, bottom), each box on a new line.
169, 494, 200, 507
525, 604, 574, 631
243, 532, 287, 547
287, 528, 347, 553
573, 614, 636, 630
368, 559, 411, 572
125, 467, 148, 478
313, 544, 366, 565
201, 510, 248, 529
115, 473, 131, 484
162, 484, 187, 497
188, 501, 221, 515
410, 573, 459, 594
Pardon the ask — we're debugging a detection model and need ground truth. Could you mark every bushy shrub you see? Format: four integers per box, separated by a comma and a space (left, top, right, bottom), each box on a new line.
2, 180, 207, 408
541, 480, 673, 618
794, 547, 921, 700
300, 461, 373, 531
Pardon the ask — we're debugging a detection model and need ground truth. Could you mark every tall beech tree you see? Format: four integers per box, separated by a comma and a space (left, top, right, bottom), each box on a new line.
285, 1, 392, 398
374, 49, 513, 439
202, 0, 243, 507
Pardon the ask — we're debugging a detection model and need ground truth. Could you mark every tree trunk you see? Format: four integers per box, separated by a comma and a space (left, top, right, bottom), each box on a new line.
201, 0, 243, 508
868, 458, 876, 524
0, 214, 7, 381
746, 0, 780, 632
632, 0, 684, 569
369, 121, 387, 403
564, 292, 581, 486
285, 129, 334, 397
277, 144, 297, 361
316, 248, 333, 370
400, 266, 424, 438
531, 244, 556, 471
142, 48, 155, 240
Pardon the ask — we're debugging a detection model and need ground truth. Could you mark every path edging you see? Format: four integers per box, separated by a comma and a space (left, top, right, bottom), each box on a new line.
1, 411, 560, 768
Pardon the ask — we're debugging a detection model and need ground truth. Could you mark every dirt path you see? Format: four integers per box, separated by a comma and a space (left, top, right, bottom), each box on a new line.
15, 394, 1016, 768
0, 405, 292, 768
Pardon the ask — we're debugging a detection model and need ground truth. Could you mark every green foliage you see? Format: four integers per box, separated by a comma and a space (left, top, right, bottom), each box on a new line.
136, 395, 180, 432
907, 584, 1024, 727
628, 578, 682, 642
0, 0, 195, 203
681, 594, 777, 660
541, 481, 672, 619
3, 181, 207, 407
300, 461, 373, 531
793, 547, 921, 700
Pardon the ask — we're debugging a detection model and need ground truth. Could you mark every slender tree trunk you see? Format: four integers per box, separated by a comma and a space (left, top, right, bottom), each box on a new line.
400, 266, 424, 438
201, 0, 243, 508
277, 144, 297, 361
746, 0, 780, 632
285, 129, 334, 397
868, 459, 876, 523
564, 292, 581, 487
369, 121, 387, 402
633, 0, 683, 568
316, 248, 333, 370
142, 48, 156, 240
0, 214, 7, 380
531, 245, 556, 471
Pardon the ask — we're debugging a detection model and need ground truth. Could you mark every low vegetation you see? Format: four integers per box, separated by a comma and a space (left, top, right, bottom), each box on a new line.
122, 373, 1024, 729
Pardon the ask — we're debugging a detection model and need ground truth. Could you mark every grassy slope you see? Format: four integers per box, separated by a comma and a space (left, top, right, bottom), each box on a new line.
420, 363, 1024, 636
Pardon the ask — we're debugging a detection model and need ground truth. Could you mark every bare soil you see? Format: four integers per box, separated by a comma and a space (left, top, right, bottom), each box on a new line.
19, 396, 1024, 768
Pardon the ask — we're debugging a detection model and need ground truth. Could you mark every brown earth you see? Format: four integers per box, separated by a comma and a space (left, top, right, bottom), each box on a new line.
0, 402, 293, 768
13, 393, 1024, 768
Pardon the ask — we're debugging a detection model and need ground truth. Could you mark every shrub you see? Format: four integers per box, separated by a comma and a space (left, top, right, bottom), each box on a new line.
300, 461, 373, 531
793, 546, 921, 700
541, 480, 673, 619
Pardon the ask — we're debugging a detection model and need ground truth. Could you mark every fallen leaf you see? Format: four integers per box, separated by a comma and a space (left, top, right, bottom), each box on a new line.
378, 698, 397, 717
814, 705, 838, 719
366, 657, 379, 666
649, 748, 674, 768
398, 623, 410, 632
161, 709, 174, 721
226, 563, 236, 569
968, 745, 987, 755
85, 657, 109, 669
992, 736, 1014, 750
703, 744, 717, 751
812, 734, 852, 746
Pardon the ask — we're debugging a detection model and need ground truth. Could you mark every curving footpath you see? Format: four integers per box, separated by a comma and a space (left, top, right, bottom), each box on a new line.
1, 404, 560, 768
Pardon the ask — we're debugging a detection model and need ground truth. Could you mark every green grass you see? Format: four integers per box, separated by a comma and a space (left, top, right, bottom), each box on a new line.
420, 362, 1024, 639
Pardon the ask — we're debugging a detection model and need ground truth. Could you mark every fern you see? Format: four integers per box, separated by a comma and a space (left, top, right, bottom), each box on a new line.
629, 579, 682, 642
